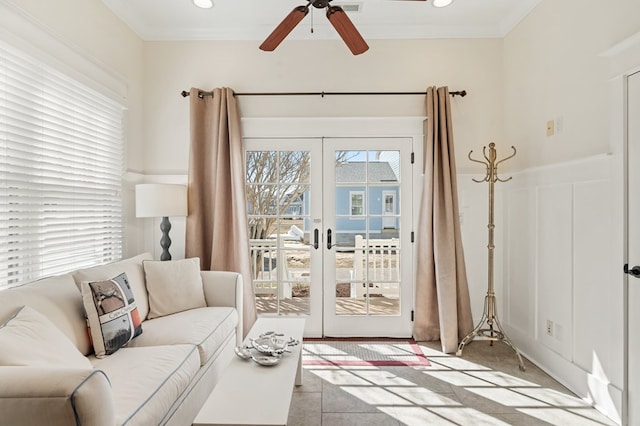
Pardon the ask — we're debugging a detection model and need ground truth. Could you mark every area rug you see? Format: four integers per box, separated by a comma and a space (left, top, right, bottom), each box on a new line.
302, 339, 430, 367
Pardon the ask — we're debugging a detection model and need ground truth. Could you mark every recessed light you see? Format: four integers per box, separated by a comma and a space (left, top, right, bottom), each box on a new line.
193, 0, 213, 9
432, 0, 453, 7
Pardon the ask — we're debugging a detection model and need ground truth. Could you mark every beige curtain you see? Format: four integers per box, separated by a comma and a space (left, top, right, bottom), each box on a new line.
413, 86, 473, 353
186, 87, 257, 337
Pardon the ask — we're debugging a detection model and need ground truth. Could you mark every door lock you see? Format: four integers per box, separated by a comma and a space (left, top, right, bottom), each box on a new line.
624, 264, 640, 278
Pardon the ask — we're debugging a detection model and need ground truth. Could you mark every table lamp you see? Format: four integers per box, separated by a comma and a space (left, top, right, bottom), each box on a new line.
135, 184, 188, 261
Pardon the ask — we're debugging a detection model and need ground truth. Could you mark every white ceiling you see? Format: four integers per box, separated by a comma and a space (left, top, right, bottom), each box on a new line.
101, 0, 542, 41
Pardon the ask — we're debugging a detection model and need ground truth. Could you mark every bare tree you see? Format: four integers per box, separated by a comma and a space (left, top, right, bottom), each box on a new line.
246, 151, 310, 241
245, 149, 357, 278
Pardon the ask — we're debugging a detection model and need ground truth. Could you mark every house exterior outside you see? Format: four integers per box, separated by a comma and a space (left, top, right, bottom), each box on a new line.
334, 161, 400, 245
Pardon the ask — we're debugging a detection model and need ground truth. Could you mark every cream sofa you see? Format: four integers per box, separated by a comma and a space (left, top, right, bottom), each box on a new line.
0, 253, 243, 426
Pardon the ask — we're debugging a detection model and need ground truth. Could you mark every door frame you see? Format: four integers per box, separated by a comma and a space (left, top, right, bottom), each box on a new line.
242, 117, 425, 338
595, 31, 640, 424
624, 69, 640, 426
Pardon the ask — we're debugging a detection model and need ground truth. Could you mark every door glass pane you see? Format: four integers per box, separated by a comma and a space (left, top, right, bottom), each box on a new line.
336, 150, 366, 183
334, 150, 401, 316
247, 150, 311, 316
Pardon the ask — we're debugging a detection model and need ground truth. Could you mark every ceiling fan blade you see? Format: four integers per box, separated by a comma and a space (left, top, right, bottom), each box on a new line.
326, 6, 369, 55
259, 6, 309, 52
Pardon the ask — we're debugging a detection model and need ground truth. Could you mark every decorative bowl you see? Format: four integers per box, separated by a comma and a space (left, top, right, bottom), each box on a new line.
234, 346, 252, 360
251, 353, 281, 366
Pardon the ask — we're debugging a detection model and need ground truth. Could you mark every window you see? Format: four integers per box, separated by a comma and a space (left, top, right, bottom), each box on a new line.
0, 41, 124, 290
350, 191, 365, 216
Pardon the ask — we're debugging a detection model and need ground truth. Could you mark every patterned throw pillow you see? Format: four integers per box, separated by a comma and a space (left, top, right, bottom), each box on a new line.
81, 272, 143, 358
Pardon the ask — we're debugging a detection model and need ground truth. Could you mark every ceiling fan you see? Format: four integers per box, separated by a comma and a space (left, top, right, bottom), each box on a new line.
259, 0, 372, 55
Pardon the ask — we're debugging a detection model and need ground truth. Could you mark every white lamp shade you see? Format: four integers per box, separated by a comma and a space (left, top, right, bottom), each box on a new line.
135, 184, 188, 218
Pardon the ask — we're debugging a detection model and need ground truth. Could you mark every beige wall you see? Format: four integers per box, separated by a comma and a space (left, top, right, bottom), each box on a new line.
503, 0, 640, 169
141, 39, 503, 175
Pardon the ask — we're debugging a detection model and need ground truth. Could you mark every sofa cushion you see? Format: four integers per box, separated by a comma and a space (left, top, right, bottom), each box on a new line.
73, 253, 152, 320
127, 306, 238, 366
81, 272, 143, 358
0, 273, 92, 356
0, 306, 92, 369
91, 344, 200, 426
143, 257, 207, 319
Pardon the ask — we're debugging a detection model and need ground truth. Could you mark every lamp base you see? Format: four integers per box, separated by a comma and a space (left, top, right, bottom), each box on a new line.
159, 216, 172, 261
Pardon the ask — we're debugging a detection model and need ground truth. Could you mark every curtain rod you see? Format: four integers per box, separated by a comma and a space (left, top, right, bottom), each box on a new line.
180, 89, 467, 99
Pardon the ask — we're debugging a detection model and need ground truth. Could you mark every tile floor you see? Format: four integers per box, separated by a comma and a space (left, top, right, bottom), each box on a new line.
287, 340, 618, 426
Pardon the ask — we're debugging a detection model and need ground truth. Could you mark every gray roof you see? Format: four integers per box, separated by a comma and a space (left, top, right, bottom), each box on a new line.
335, 162, 398, 183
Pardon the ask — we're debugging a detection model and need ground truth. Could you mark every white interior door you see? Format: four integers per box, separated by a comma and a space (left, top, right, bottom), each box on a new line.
626, 70, 640, 425
322, 138, 413, 337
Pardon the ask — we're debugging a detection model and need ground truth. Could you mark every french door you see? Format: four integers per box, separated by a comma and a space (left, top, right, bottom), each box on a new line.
322, 138, 413, 336
244, 137, 413, 337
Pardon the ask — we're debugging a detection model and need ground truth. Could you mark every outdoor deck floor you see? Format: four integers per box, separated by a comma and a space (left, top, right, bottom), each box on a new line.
255, 295, 400, 316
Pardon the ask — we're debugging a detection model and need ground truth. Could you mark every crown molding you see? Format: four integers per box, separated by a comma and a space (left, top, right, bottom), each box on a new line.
498, 0, 542, 36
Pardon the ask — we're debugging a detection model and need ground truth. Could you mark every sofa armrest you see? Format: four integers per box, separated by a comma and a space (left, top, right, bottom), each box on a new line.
201, 270, 244, 345
0, 367, 115, 426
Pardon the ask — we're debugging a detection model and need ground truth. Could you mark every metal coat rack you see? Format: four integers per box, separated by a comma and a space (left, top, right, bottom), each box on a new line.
456, 142, 526, 371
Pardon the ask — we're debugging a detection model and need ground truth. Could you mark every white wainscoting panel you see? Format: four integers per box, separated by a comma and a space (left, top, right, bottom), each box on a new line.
536, 183, 573, 359
493, 154, 623, 423
573, 180, 615, 372
505, 187, 536, 337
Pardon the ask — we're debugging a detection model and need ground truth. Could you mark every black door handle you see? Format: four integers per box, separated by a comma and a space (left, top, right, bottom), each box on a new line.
624, 264, 640, 277
327, 229, 333, 250
313, 229, 319, 250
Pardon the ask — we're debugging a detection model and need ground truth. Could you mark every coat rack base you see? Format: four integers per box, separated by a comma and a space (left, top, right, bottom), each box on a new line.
456, 294, 526, 372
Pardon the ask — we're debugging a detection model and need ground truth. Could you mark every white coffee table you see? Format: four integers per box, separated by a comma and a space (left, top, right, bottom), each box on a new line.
193, 317, 305, 426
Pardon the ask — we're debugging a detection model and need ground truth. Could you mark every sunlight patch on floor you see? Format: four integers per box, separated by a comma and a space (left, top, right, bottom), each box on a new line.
299, 340, 616, 426
467, 370, 540, 387
386, 386, 461, 406
518, 408, 611, 425
464, 387, 548, 407
424, 370, 494, 387
341, 386, 413, 406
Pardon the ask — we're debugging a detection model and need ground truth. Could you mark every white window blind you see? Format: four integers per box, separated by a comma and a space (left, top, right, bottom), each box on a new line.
0, 41, 124, 289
